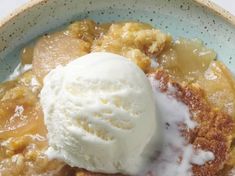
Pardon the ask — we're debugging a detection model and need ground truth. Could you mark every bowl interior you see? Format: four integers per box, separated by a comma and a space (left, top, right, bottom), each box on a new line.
0, 0, 235, 81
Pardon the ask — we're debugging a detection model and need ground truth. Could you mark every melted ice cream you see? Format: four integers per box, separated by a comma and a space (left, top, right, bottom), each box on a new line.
146, 76, 215, 176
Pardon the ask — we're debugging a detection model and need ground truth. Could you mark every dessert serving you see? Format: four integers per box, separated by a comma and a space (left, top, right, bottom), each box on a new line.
0, 19, 235, 176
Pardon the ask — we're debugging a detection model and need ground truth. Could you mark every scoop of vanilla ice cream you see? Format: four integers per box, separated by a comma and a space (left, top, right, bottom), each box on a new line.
40, 52, 159, 175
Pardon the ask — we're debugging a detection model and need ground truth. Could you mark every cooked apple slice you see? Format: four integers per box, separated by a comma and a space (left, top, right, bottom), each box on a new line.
197, 61, 235, 118
0, 86, 47, 139
158, 39, 216, 83
32, 31, 90, 82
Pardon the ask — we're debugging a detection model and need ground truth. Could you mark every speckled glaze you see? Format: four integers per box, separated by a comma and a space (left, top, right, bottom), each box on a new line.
0, 0, 235, 81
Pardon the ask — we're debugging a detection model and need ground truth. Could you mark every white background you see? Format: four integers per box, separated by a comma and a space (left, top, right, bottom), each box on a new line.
0, 0, 234, 19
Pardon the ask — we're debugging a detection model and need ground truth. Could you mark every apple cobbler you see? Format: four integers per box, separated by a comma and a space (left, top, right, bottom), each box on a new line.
0, 19, 235, 176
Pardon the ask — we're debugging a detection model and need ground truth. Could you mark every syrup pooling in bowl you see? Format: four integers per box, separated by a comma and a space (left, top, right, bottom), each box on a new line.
0, 19, 235, 176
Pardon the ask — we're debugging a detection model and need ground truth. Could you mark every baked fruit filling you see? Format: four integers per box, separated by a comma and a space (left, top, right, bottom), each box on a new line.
0, 20, 235, 176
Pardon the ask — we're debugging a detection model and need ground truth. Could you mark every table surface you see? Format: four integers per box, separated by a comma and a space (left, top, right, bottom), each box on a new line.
0, 0, 235, 20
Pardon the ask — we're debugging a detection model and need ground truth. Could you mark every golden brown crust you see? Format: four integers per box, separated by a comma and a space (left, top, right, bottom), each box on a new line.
91, 22, 172, 72
153, 69, 234, 176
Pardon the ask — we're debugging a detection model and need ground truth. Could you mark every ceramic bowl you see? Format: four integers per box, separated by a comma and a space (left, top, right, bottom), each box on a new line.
0, 0, 235, 81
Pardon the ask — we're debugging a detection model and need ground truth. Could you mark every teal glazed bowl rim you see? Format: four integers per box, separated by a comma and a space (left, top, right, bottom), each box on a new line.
1, 0, 235, 28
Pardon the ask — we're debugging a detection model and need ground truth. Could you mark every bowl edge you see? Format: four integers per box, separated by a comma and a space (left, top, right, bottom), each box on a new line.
0, 0, 235, 30
0, 0, 47, 28
195, 0, 235, 26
